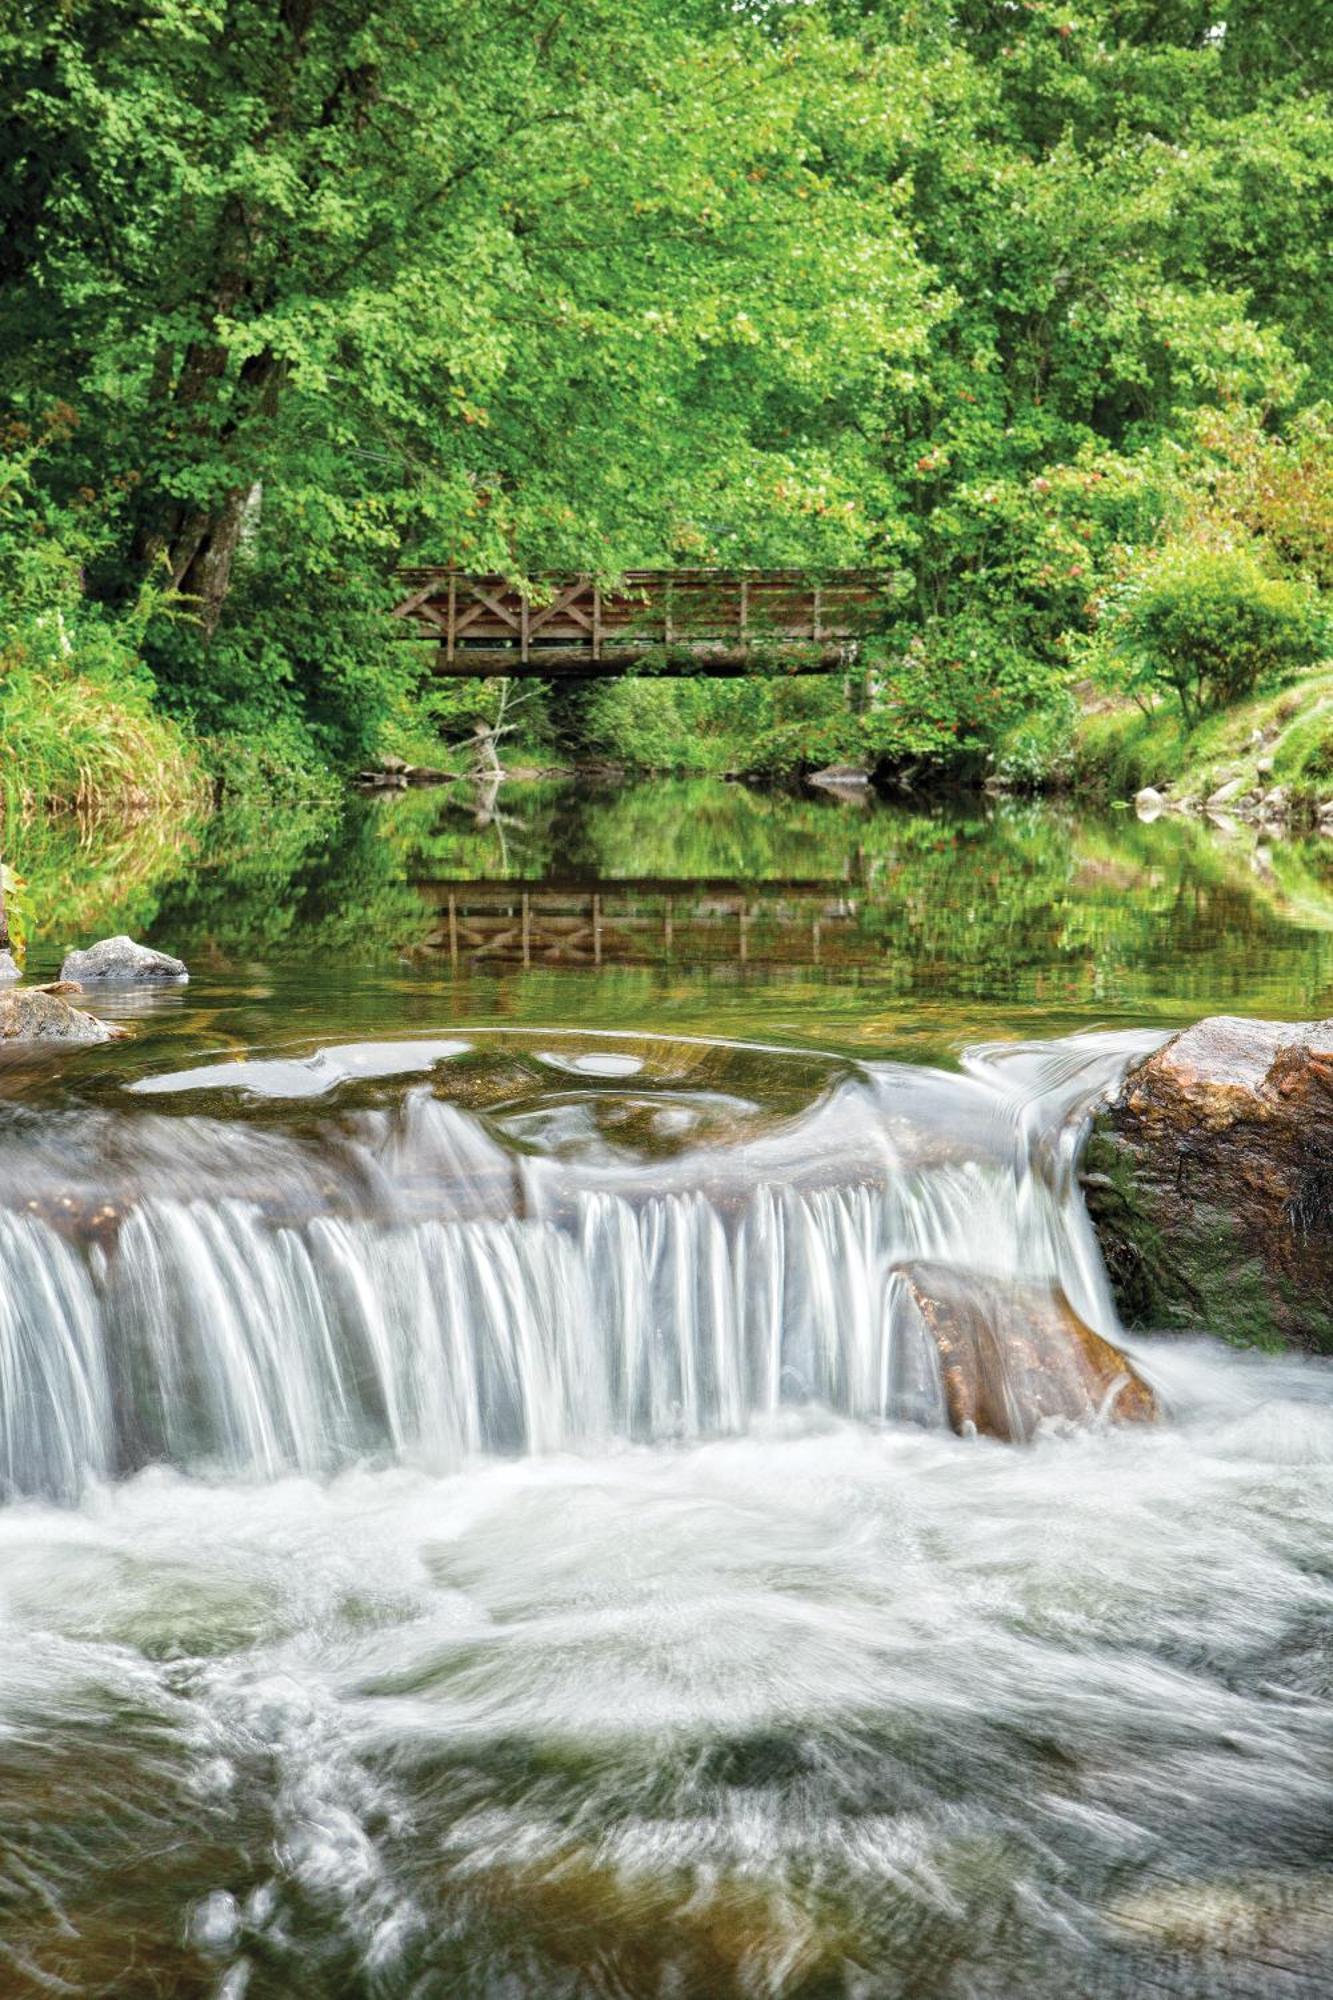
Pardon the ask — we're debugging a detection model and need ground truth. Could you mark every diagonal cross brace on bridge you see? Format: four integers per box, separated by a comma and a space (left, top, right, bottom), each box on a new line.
391, 568, 886, 676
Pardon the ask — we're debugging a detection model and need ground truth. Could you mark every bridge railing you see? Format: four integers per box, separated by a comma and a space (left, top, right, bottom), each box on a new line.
391, 568, 886, 675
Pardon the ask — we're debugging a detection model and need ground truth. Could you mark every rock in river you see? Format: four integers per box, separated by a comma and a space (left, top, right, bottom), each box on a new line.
0, 949, 20, 984
60, 935, 188, 985
1085, 1014, 1333, 1349
890, 1258, 1158, 1441
807, 764, 871, 793
0, 988, 116, 1044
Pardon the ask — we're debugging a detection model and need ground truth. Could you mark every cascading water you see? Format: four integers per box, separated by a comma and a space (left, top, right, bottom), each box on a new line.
0, 1031, 1149, 1498
3, 1023, 1332, 2000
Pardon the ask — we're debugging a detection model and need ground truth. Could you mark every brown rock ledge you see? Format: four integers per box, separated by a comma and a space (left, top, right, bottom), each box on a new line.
1084, 1015, 1333, 1350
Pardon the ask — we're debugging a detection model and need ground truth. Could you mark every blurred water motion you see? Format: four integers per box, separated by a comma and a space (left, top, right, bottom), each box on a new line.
0, 1024, 1329, 1997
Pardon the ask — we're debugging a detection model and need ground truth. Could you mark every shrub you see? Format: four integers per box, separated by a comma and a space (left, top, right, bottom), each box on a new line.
993, 697, 1077, 790
863, 622, 1071, 781
579, 673, 861, 775
1198, 407, 1333, 590
1097, 544, 1328, 726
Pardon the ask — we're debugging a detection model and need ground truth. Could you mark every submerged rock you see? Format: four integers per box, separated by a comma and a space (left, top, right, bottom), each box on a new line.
1086, 1014, 1333, 1349
0, 988, 116, 1044
890, 1259, 1158, 1441
60, 935, 188, 984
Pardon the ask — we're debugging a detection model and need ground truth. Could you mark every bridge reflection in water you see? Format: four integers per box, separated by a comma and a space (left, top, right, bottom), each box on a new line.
412, 875, 868, 970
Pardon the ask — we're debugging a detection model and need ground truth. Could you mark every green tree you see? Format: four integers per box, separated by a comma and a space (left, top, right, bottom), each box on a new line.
3, 0, 1331, 785
0, 1, 929, 760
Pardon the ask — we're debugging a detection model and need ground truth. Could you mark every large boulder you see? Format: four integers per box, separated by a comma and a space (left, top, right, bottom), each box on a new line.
60, 935, 188, 985
0, 988, 116, 1044
1085, 1015, 1333, 1349
890, 1259, 1158, 1441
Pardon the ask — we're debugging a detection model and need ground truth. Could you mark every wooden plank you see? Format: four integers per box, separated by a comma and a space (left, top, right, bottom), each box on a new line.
462, 582, 522, 630
390, 577, 448, 620
529, 580, 594, 635
394, 567, 886, 677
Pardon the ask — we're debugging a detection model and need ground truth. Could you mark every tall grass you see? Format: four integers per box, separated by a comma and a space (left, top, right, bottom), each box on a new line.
2, 658, 207, 820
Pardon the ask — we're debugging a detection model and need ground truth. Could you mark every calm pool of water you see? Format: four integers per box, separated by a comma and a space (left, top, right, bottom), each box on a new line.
16, 776, 1333, 1070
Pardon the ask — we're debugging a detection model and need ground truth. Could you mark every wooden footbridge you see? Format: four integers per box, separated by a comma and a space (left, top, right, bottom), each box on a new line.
392, 569, 883, 677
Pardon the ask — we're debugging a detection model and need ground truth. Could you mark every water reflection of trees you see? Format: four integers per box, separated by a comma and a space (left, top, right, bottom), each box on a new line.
17, 780, 1333, 1018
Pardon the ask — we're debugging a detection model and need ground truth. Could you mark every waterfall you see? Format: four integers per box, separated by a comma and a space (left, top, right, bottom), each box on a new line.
0, 1032, 1158, 1498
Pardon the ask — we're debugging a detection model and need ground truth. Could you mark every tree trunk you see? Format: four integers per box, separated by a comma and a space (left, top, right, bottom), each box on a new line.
166, 485, 255, 637
135, 347, 282, 635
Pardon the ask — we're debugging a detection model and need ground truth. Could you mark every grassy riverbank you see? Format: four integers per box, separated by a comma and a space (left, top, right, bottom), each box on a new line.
1076, 671, 1333, 813
2, 660, 206, 821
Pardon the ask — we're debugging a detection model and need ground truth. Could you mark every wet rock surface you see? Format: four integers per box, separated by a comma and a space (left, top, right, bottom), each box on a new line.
60, 934, 189, 984
806, 763, 871, 793
890, 1258, 1158, 1440
1086, 1014, 1333, 1349
0, 988, 116, 1044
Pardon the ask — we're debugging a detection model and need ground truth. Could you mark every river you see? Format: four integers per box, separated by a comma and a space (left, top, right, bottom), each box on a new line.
3, 780, 1332, 1997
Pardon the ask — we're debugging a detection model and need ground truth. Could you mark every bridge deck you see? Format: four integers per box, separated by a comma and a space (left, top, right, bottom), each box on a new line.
392, 568, 881, 676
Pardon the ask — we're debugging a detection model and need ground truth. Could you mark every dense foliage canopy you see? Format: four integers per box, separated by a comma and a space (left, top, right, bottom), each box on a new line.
2, 0, 1331, 792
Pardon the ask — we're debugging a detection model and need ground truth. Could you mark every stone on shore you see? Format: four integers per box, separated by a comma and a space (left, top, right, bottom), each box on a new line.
1134, 785, 1166, 819
890, 1258, 1158, 1441
807, 764, 870, 792
60, 935, 189, 985
1085, 1014, 1333, 1349
0, 988, 116, 1044
1206, 776, 1248, 807
0, 949, 20, 984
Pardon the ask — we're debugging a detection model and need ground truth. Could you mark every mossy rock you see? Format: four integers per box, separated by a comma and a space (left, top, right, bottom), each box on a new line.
1085, 1015, 1333, 1352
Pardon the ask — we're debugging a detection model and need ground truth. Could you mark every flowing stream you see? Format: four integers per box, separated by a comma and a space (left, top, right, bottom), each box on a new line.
7, 784, 1333, 1998
0, 1032, 1139, 1498
2, 1021, 1332, 1998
